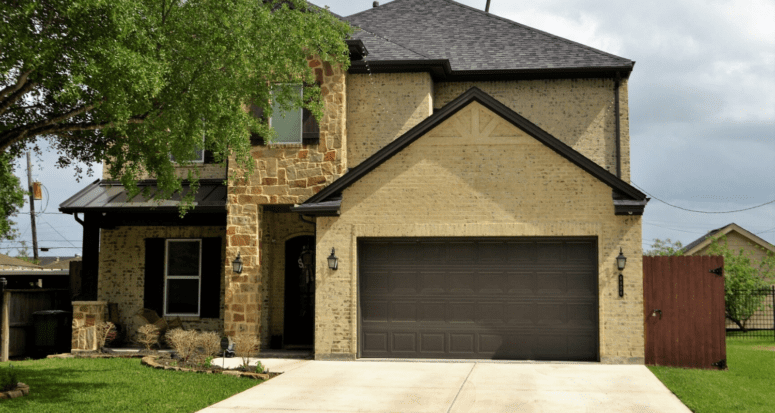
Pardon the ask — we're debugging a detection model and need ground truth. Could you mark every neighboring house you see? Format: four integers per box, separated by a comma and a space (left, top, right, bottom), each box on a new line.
39, 255, 82, 270
0, 253, 40, 271
59, 0, 648, 363
683, 223, 775, 284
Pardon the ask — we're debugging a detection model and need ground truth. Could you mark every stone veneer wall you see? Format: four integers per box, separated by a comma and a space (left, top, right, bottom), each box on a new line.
98, 226, 226, 341
434, 79, 631, 182
223, 57, 347, 342
71, 301, 107, 350
346, 73, 433, 168
315, 102, 644, 363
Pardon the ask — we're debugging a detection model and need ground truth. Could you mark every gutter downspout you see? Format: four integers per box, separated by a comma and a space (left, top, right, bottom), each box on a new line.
614, 72, 622, 179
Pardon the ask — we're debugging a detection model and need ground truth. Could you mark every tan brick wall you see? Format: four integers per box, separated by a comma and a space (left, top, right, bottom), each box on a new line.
346, 73, 433, 168
434, 79, 631, 182
315, 102, 644, 363
98, 226, 226, 342
224, 57, 347, 343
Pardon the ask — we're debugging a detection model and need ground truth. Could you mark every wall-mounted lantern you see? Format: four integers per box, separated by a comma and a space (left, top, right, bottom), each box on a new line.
327, 248, 338, 270
232, 252, 243, 274
616, 248, 627, 271
617, 248, 626, 297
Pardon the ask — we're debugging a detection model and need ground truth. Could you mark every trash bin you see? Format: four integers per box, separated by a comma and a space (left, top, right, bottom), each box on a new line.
33, 310, 72, 356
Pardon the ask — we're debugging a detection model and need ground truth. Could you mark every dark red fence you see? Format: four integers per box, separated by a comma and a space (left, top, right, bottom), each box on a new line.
643, 255, 726, 369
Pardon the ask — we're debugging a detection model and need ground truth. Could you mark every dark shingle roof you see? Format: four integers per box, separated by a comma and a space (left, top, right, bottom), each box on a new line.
345, 0, 633, 72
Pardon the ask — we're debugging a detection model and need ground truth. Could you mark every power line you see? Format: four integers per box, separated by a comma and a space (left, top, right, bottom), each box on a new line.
643, 222, 706, 235
632, 181, 775, 214
41, 218, 77, 248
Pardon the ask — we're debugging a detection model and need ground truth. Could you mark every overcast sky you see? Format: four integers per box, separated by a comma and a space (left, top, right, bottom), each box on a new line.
2, 0, 773, 258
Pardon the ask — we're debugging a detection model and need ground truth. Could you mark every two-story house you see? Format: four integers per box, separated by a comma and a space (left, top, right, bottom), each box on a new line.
60, 0, 648, 363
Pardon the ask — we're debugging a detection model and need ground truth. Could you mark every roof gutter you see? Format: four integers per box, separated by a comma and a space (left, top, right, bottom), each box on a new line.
615, 72, 621, 178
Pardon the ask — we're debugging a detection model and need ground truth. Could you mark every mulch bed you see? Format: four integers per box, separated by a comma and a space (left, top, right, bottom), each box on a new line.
141, 356, 280, 380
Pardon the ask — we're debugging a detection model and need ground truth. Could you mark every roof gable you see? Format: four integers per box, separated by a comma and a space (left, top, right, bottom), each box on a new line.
346, 0, 633, 76
297, 87, 646, 215
683, 223, 775, 256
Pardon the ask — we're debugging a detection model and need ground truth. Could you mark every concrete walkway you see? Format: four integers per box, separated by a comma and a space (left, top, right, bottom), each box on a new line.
199, 360, 691, 413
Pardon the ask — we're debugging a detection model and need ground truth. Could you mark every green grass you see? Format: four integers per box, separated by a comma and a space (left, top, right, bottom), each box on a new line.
0, 358, 260, 413
649, 338, 775, 413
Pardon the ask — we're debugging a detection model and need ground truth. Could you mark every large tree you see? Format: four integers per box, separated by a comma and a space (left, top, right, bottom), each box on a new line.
0, 153, 25, 240
706, 236, 775, 332
1, 0, 350, 205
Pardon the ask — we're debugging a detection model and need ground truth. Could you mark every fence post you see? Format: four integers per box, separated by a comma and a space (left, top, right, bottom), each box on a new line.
1, 291, 9, 362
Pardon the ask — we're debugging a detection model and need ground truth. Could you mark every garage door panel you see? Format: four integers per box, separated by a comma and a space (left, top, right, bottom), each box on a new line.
359, 238, 598, 361
507, 272, 536, 294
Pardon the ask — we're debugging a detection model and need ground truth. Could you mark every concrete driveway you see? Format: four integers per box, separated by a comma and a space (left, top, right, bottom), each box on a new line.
199, 360, 691, 413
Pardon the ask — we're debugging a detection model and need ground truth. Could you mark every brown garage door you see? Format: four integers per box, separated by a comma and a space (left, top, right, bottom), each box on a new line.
359, 237, 598, 361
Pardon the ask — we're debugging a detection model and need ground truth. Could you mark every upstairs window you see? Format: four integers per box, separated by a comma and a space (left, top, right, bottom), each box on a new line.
170, 120, 206, 163
251, 85, 320, 146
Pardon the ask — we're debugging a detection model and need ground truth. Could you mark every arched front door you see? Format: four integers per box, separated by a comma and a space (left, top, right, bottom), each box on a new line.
284, 235, 315, 347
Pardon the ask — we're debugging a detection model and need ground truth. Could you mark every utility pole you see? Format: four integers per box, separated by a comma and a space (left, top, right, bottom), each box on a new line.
26, 152, 39, 262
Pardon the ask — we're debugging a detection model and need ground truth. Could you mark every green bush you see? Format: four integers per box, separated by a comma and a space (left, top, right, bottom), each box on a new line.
1, 364, 18, 391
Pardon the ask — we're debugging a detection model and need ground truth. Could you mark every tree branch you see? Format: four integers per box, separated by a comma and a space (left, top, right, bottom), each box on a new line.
0, 68, 34, 101
0, 80, 36, 117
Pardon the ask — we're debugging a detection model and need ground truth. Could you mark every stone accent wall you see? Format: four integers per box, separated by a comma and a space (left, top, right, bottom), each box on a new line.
434, 79, 631, 182
71, 301, 107, 350
224, 57, 347, 343
346, 73, 433, 168
315, 102, 644, 363
98, 226, 226, 342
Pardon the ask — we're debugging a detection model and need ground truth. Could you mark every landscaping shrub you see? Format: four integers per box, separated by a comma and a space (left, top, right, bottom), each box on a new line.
233, 332, 260, 370
95, 321, 115, 349
198, 331, 222, 359
0, 364, 18, 392
166, 329, 199, 363
137, 324, 160, 351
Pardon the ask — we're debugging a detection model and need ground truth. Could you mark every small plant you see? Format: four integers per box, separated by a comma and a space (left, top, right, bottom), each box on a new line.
0, 364, 18, 392
198, 331, 222, 359
254, 361, 267, 374
203, 356, 213, 369
96, 321, 116, 350
233, 332, 260, 371
166, 329, 199, 363
170, 360, 177, 367
137, 324, 160, 351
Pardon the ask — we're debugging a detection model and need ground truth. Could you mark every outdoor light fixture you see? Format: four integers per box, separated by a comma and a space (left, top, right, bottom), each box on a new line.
327, 248, 338, 270
232, 252, 243, 274
617, 248, 626, 298
616, 248, 627, 271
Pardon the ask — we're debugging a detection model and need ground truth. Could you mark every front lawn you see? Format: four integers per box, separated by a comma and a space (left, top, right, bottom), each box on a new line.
0, 357, 260, 412
649, 338, 775, 413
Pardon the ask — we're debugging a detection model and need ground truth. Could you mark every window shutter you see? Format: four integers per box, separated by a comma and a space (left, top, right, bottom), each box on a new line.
200, 237, 222, 318
144, 238, 165, 315
302, 108, 320, 146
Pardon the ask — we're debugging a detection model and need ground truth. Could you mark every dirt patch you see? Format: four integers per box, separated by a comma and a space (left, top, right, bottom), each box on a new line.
754, 346, 775, 352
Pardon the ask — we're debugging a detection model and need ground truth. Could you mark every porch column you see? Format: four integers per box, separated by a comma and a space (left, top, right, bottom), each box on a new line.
79, 213, 100, 301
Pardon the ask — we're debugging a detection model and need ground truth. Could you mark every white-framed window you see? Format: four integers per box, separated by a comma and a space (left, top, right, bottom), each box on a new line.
164, 239, 202, 316
270, 84, 304, 144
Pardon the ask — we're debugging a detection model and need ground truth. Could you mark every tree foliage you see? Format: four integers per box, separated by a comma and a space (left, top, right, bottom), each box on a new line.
0, 153, 25, 240
1, 0, 351, 207
706, 236, 775, 331
644, 238, 684, 256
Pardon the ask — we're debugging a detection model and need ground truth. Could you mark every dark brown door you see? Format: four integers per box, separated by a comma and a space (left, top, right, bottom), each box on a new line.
359, 237, 598, 360
644, 255, 726, 369
284, 236, 315, 347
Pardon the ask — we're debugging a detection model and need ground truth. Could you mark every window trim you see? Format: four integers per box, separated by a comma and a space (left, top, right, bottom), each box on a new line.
269, 84, 304, 145
163, 239, 203, 317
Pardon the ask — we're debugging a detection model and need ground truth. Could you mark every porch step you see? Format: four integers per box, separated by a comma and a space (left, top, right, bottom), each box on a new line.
256, 349, 313, 359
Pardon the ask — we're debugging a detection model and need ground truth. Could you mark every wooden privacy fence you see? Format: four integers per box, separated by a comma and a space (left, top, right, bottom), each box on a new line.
1, 289, 71, 361
643, 255, 726, 369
